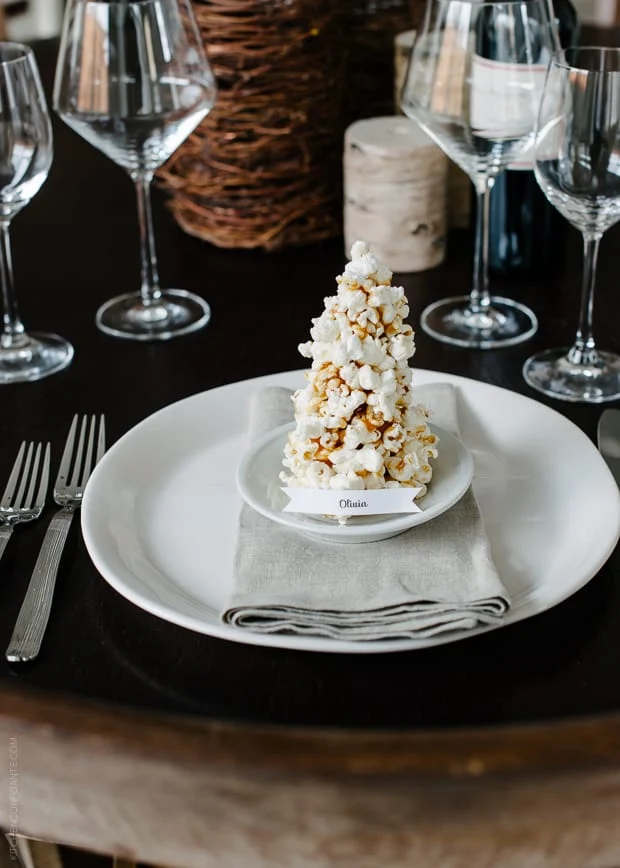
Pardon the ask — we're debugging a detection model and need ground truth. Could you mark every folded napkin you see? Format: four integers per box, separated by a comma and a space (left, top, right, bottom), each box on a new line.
223, 383, 509, 641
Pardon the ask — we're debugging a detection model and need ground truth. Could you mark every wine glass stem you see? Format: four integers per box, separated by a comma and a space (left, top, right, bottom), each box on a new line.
471, 182, 492, 314
132, 170, 162, 307
0, 220, 26, 350
567, 234, 601, 367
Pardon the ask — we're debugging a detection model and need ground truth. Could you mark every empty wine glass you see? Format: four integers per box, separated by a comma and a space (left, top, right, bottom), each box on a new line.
53, 0, 217, 341
0, 43, 73, 382
401, 0, 558, 349
523, 47, 620, 402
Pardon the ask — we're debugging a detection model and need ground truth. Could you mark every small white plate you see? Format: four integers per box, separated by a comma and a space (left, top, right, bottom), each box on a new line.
81, 368, 620, 654
236, 422, 474, 544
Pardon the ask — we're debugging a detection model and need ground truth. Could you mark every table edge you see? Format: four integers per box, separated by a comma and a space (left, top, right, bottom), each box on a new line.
1, 683, 619, 777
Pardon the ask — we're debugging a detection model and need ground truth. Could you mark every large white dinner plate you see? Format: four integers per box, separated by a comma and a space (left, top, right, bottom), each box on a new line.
81, 369, 620, 654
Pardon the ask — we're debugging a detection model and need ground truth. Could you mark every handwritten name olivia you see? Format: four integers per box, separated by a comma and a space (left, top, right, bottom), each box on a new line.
339, 498, 368, 509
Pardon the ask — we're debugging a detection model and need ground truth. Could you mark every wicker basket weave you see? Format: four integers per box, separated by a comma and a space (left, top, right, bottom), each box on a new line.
158, 0, 424, 250
157, 0, 344, 250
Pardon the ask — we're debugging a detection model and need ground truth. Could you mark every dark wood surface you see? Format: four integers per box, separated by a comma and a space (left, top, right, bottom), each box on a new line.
2, 39, 620, 745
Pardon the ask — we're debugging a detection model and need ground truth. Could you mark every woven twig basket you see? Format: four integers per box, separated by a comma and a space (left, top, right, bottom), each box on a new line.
158, 0, 344, 250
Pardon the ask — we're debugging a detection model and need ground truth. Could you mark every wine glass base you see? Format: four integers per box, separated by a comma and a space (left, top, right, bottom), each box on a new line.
523, 347, 620, 403
0, 332, 74, 384
96, 290, 211, 341
420, 296, 538, 349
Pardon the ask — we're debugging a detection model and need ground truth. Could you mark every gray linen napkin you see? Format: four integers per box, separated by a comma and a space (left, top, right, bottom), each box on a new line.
223, 383, 509, 640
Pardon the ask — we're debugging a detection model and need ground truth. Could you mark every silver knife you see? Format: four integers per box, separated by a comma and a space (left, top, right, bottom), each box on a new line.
597, 409, 620, 485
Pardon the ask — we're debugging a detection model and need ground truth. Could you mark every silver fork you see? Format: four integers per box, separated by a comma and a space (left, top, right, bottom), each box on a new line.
0, 442, 50, 561
6, 415, 106, 663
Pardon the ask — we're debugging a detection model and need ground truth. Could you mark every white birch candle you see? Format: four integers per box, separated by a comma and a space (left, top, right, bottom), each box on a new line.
344, 116, 447, 273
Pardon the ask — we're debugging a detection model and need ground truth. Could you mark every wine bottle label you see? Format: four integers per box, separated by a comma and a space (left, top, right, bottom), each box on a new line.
511, 67, 563, 170
470, 55, 547, 143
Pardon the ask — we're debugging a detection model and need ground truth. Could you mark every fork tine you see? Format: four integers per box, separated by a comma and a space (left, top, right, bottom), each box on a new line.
95, 415, 106, 465
69, 416, 88, 488
1, 442, 26, 508
33, 443, 50, 512
56, 415, 78, 489
23, 443, 42, 510
80, 415, 96, 487
12, 443, 34, 511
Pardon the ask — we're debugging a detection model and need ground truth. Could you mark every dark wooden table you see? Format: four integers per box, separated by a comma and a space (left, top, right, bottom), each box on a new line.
1, 37, 620, 868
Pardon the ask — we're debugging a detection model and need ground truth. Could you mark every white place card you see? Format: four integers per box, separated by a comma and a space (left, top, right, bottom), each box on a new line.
281, 487, 423, 516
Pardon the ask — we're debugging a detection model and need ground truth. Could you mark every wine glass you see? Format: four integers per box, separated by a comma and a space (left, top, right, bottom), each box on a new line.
53, 0, 217, 341
0, 43, 73, 382
523, 47, 620, 402
401, 0, 558, 349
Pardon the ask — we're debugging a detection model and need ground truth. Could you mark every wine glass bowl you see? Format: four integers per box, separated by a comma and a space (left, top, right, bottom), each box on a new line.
401, 0, 557, 349
53, 0, 217, 341
0, 42, 73, 383
523, 47, 620, 402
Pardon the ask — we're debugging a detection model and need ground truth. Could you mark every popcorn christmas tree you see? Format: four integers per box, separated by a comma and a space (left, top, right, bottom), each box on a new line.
281, 241, 438, 494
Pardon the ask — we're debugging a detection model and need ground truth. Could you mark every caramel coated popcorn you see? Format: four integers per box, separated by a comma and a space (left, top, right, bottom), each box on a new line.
280, 241, 438, 493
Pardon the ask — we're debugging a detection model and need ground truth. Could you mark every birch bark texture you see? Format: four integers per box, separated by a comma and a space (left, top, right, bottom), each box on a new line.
344, 116, 447, 272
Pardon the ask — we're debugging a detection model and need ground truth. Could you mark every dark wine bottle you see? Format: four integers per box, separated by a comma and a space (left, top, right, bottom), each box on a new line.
488, 0, 579, 277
